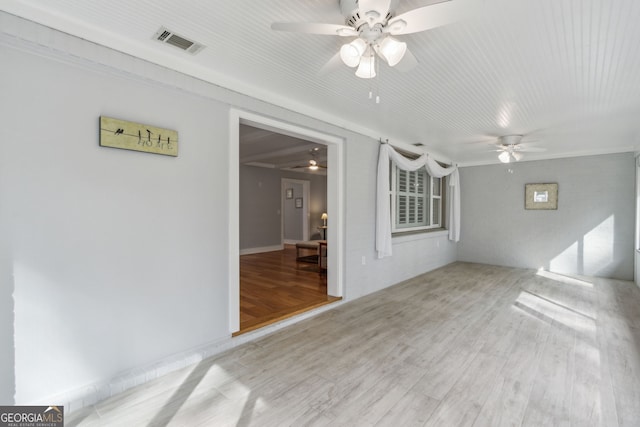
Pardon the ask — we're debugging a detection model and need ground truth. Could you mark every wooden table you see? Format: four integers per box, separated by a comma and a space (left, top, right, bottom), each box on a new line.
318, 241, 327, 273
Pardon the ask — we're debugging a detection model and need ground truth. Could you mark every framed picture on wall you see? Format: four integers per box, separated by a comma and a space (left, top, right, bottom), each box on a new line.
525, 183, 558, 210
286, 188, 293, 199
295, 197, 303, 208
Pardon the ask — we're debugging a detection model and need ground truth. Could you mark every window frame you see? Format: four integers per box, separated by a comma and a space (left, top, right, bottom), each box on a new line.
390, 163, 445, 234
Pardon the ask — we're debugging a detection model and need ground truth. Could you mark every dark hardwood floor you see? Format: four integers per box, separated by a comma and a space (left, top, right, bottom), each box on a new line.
237, 244, 341, 334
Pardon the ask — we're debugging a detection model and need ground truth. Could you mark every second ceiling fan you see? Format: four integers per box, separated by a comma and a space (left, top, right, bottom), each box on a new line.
493, 135, 546, 163
272, 0, 475, 78
292, 148, 327, 170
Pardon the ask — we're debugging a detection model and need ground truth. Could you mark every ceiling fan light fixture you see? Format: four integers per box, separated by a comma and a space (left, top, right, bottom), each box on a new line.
340, 38, 367, 67
355, 53, 376, 78
272, 0, 472, 78
377, 36, 407, 66
498, 151, 511, 163
512, 151, 523, 161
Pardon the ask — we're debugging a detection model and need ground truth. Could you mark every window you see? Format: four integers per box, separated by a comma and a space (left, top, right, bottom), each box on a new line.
390, 165, 443, 233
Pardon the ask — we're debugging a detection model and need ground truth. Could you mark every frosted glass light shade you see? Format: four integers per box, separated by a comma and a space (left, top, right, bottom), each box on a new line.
340, 39, 367, 67
377, 36, 407, 67
498, 151, 511, 163
356, 54, 376, 78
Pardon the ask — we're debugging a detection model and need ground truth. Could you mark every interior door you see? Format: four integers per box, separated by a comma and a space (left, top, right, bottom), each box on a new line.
282, 178, 310, 244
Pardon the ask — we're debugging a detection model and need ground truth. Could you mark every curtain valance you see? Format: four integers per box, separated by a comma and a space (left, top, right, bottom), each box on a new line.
376, 143, 460, 258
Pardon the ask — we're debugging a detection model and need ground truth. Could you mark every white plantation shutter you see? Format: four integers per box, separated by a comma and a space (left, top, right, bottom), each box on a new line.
395, 169, 429, 229
398, 169, 408, 225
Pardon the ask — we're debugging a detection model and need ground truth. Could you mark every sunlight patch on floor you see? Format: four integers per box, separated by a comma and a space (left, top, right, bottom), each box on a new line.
536, 269, 594, 288
513, 290, 596, 334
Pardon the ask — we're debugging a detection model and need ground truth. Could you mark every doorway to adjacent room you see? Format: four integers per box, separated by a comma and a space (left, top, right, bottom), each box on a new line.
230, 110, 344, 335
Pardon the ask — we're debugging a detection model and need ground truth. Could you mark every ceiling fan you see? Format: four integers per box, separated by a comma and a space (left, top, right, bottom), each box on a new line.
271, 0, 474, 78
293, 148, 327, 170
493, 135, 546, 163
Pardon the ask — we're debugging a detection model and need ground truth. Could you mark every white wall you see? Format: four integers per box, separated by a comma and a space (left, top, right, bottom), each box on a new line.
458, 153, 635, 280
342, 134, 458, 300
0, 159, 15, 404
0, 13, 457, 408
634, 153, 640, 286
2, 39, 231, 404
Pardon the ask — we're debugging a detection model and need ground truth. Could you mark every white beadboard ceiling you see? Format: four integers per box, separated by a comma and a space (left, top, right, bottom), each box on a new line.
3, 0, 640, 165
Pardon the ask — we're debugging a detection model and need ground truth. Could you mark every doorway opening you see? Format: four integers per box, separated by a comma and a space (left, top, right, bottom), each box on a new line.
229, 110, 344, 335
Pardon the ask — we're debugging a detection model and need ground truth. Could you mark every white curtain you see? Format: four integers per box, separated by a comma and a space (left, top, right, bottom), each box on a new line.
376, 143, 460, 259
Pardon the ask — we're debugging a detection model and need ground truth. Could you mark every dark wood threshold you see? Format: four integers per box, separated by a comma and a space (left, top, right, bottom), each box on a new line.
233, 296, 342, 337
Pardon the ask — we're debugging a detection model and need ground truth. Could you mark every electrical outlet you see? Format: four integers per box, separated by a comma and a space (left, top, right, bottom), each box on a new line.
361, 256, 366, 265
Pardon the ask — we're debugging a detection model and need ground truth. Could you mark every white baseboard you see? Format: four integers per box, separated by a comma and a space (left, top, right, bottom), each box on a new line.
239, 244, 283, 255
42, 300, 345, 413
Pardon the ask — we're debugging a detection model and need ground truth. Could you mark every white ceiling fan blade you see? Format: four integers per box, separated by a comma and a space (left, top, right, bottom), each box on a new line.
318, 52, 345, 75
518, 147, 546, 153
358, 0, 392, 18
271, 22, 358, 36
387, 0, 475, 35
393, 47, 418, 72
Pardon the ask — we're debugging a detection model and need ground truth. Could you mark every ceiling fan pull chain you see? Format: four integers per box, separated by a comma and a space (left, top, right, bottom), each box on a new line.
368, 66, 373, 100
376, 57, 380, 103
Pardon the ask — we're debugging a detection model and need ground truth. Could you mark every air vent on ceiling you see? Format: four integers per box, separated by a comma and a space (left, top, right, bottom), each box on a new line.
153, 27, 205, 55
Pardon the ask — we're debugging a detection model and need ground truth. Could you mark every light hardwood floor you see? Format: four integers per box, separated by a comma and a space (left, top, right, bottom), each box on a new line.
66, 262, 640, 426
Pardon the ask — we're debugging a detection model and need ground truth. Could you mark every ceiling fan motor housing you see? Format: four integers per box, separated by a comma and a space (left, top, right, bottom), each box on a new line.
499, 135, 523, 147
340, 0, 399, 29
